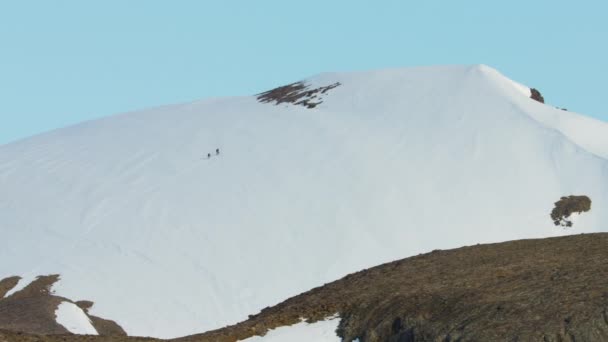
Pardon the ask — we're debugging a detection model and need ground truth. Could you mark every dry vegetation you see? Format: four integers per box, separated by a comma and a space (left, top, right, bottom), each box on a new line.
3, 233, 608, 341
0, 277, 20, 299
551, 195, 592, 227
0, 275, 125, 337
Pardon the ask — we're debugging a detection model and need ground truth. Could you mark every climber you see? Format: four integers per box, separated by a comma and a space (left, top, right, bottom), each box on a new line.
216, 148, 220, 155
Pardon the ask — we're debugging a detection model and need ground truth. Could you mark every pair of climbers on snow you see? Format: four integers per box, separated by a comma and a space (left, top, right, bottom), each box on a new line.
206, 148, 220, 159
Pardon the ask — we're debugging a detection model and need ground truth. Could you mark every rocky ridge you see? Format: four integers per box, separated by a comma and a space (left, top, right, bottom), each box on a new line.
3, 233, 607, 341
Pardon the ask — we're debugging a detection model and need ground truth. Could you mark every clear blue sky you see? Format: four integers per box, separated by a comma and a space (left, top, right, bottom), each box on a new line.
1, 1, 606, 144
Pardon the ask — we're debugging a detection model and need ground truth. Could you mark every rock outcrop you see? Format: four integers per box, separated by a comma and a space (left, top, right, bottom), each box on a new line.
531, 88, 545, 103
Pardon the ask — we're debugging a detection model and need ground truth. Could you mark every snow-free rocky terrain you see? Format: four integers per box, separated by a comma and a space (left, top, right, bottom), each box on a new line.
2, 65, 608, 339
3, 233, 608, 341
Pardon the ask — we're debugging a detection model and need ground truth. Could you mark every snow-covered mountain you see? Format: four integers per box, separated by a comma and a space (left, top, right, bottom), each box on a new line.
2, 65, 608, 338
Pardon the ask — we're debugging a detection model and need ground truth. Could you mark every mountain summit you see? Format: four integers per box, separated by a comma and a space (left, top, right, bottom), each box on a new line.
1, 65, 608, 338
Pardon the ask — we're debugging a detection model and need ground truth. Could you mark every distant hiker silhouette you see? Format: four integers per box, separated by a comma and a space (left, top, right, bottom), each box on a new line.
207, 153, 211, 159
216, 148, 220, 155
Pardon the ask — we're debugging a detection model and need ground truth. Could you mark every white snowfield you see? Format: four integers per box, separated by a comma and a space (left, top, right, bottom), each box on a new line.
55, 301, 98, 335
240, 317, 340, 342
1, 65, 608, 338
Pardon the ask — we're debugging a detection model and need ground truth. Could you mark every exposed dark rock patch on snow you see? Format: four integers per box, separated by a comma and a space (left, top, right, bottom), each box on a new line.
0, 276, 20, 299
0, 275, 125, 337
256, 81, 341, 108
530, 87, 545, 103
551, 195, 591, 227
181, 233, 608, 342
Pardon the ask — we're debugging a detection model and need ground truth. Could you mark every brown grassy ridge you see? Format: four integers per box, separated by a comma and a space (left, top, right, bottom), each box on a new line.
0, 277, 20, 299
182, 233, 608, 342
0, 330, 156, 342
0, 275, 125, 338
3, 233, 608, 341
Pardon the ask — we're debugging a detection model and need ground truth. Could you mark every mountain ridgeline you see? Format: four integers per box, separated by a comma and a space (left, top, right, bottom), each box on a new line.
1, 65, 608, 339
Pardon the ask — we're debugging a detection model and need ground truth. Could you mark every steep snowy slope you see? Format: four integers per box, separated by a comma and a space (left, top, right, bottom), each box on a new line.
2, 65, 608, 338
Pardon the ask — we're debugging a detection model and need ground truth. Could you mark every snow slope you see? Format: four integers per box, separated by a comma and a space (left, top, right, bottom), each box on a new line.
55, 301, 99, 335
240, 317, 340, 342
2, 65, 608, 338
